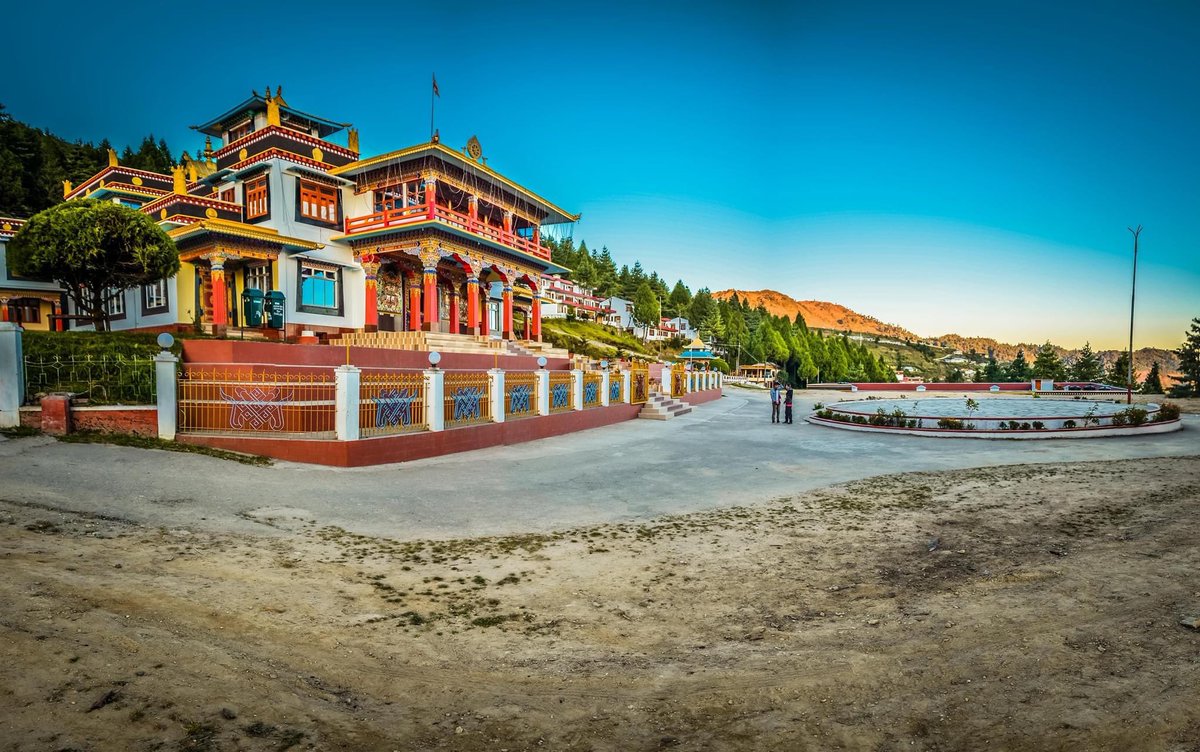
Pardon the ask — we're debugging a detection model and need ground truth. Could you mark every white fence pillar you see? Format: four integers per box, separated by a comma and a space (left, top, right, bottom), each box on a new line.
571, 369, 583, 411
0, 322, 23, 428
622, 370, 632, 404
335, 364, 361, 441
488, 368, 505, 423
600, 370, 611, 407
424, 368, 445, 431
154, 351, 178, 440
535, 370, 550, 416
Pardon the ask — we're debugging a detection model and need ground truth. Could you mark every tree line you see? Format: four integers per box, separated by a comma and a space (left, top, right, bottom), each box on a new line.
970, 338, 1197, 395
0, 104, 176, 217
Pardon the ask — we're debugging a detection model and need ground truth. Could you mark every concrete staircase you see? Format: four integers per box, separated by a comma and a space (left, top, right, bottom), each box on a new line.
638, 391, 692, 420
505, 339, 572, 360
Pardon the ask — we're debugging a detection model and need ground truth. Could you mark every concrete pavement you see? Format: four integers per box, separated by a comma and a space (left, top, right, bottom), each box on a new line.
2, 389, 1197, 540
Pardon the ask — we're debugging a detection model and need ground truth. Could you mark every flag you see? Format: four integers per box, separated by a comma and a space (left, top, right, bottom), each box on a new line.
432, 74, 440, 98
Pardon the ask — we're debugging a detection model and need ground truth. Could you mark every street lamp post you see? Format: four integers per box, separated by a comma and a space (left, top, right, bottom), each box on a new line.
1126, 225, 1142, 405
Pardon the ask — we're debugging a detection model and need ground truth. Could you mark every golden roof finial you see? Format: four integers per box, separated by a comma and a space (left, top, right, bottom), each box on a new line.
171, 165, 187, 195
107, 148, 118, 167
265, 86, 281, 126
203, 136, 214, 159
348, 127, 359, 153
63, 179, 73, 198
187, 160, 198, 183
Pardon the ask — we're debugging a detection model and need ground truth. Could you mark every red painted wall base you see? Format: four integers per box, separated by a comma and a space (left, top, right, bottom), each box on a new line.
682, 388, 723, 405
179, 403, 643, 466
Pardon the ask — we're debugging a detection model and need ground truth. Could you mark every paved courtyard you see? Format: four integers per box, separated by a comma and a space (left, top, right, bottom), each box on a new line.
3, 388, 1197, 540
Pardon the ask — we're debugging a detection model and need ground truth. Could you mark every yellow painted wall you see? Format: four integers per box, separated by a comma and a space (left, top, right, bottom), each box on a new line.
27, 301, 51, 331
176, 262, 196, 325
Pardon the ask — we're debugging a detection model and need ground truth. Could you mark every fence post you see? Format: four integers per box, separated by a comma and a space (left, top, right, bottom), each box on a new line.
154, 350, 179, 440
535, 369, 550, 416
334, 364, 361, 441
622, 370, 632, 404
424, 368, 445, 431
488, 368, 505, 423
600, 369, 611, 407
571, 369, 583, 411
0, 322, 23, 428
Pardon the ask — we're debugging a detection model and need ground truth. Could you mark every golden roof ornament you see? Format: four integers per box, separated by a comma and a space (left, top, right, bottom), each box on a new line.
107, 148, 118, 167
62, 179, 73, 198
466, 135, 483, 162
171, 165, 187, 195
347, 128, 359, 153
203, 136, 214, 159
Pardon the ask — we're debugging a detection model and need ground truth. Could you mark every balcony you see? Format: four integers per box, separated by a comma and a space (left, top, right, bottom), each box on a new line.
343, 202, 551, 261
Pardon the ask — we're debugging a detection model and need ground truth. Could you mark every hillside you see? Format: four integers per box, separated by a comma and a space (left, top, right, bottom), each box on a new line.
712, 290, 920, 340
716, 288, 1180, 380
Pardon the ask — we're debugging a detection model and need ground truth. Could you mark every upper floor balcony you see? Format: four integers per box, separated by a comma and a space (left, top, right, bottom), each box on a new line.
342, 201, 551, 261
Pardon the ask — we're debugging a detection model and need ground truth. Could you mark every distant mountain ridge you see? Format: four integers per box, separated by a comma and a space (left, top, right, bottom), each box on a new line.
713, 289, 1179, 376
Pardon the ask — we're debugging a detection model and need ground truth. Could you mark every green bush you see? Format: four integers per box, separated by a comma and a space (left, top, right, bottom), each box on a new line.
1062, 420, 1077, 428
936, 418, 965, 429
20, 331, 180, 405
1156, 402, 1181, 421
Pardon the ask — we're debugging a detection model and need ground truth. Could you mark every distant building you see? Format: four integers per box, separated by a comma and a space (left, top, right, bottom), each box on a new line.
0, 219, 66, 330
540, 275, 610, 321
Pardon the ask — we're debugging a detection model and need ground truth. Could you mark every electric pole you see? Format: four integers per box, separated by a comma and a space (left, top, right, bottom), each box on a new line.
1126, 225, 1142, 405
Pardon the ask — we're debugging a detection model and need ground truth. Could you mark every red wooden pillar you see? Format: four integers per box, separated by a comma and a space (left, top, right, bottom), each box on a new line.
502, 210, 513, 235
425, 177, 437, 221
210, 254, 228, 331
422, 267, 438, 330
530, 292, 542, 341
52, 301, 64, 331
532, 225, 541, 249
501, 285, 514, 340
361, 254, 379, 332
479, 286, 490, 337
448, 287, 460, 334
407, 271, 422, 331
0, 298, 9, 323
467, 195, 478, 231
465, 277, 480, 335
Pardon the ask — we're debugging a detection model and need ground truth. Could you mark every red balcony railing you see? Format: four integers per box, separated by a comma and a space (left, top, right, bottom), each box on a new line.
343, 202, 551, 260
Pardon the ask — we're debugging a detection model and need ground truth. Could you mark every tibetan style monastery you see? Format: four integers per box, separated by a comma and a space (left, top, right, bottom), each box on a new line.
6, 87, 578, 343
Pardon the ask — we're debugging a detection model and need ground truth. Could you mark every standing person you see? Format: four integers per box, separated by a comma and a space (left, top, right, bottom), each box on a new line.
784, 385, 794, 424
770, 382, 781, 423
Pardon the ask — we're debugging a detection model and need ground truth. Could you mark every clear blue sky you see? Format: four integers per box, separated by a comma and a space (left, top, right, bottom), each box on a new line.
2, 0, 1196, 349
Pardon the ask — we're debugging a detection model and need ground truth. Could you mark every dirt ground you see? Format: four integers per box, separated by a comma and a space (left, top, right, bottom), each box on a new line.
2, 456, 1199, 751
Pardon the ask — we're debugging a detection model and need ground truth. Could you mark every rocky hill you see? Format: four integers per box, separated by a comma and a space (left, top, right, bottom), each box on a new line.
715, 289, 1180, 378
712, 290, 920, 341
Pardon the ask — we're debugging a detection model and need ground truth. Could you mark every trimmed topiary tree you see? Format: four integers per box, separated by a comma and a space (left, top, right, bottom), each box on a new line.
8, 199, 178, 331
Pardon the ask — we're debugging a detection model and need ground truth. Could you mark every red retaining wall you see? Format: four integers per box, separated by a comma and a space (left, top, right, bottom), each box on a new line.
21, 404, 158, 437
179, 403, 643, 467
182, 340, 572, 373
682, 388, 723, 405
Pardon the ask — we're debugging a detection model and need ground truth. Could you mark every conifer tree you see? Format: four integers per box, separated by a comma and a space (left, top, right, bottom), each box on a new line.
1140, 362, 1164, 394
1006, 350, 1030, 380
1031, 342, 1066, 380
1069, 342, 1104, 382
1173, 318, 1200, 396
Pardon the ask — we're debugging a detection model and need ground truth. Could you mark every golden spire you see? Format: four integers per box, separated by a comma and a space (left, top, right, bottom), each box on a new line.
265, 86, 281, 127
348, 128, 359, 153
203, 136, 214, 159
107, 148, 118, 167
187, 161, 198, 183
63, 179, 73, 198
171, 165, 187, 195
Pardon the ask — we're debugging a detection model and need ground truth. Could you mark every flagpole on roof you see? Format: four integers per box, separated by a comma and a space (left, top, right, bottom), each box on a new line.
430, 73, 439, 141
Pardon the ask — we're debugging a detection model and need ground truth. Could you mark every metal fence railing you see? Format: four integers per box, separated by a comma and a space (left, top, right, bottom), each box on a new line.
504, 372, 537, 420
582, 373, 602, 408
443, 371, 491, 428
177, 369, 335, 437
23, 355, 156, 405
360, 371, 426, 436
548, 372, 574, 413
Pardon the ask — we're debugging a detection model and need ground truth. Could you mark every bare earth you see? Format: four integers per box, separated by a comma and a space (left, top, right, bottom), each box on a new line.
3, 454, 1199, 751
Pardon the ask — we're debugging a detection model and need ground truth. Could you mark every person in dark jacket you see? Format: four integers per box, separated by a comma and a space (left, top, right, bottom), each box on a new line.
784, 386, 794, 424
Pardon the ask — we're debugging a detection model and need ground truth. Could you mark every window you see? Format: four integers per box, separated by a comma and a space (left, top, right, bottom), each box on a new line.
299, 180, 339, 224
219, 187, 235, 203
142, 279, 169, 313
245, 176, 268, 220
6, 298, 41, 324
106, 288, 125, 318
227, 121, 252, 143
299, 263, 340, 313
245, 264, 271, 292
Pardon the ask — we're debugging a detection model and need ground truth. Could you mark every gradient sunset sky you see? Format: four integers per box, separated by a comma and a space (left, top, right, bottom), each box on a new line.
2, 1, 1196, 349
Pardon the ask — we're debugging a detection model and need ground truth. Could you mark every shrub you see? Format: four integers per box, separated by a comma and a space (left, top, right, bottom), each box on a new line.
1156, 402, 1181, 421
1031, 421, 1045, 430
1020, 422, 1032, 430
1112, 407, 1148, 426
1111, 412, 1127, 426
907, 420, 918, 428
1062, 420, 1077, 428
936, 418, 965, 429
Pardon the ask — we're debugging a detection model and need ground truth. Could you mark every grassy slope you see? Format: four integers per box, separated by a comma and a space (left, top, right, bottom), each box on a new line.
541, 319, 659, 359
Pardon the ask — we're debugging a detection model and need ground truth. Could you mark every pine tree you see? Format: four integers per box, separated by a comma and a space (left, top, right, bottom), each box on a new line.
1174, 317, 1200, 396
1140, 362, 1164, 394
1105, 351, 1133, 389
1031, 341, 1066, 380
668, 280, 691, 318
1006, 350, 1030, 380
631, 281, 660, 341
1069, 341, 1104, 382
